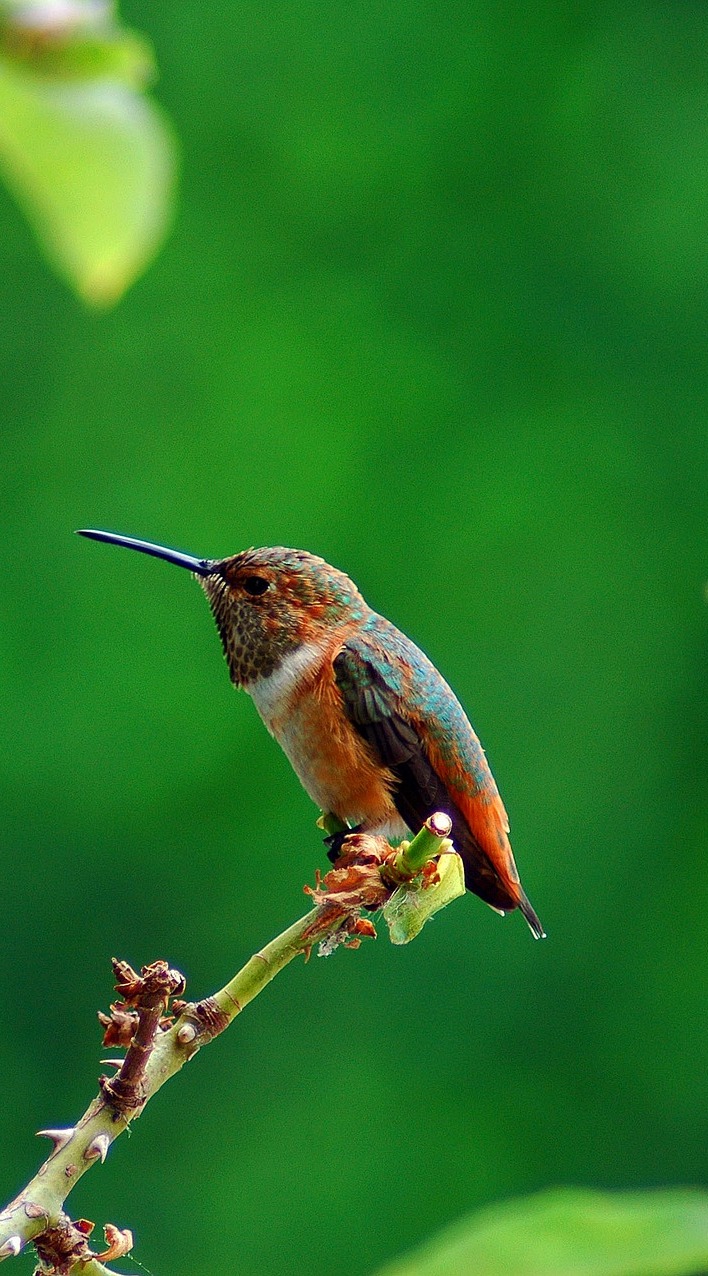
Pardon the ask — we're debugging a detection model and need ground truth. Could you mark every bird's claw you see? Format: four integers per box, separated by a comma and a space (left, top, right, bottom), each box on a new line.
323, 824, 363, 863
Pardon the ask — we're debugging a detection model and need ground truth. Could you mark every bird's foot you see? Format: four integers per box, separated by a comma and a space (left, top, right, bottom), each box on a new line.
323, 824, 363, 864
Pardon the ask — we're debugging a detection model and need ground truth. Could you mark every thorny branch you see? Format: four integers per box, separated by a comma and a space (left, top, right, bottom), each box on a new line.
0, 816, 457, 1272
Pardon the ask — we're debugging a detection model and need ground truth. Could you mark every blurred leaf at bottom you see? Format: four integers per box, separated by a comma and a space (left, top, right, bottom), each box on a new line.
373, 1188, 708, 1276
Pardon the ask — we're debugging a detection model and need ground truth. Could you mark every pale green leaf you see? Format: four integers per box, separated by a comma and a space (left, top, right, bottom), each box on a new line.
383, 850, 465, 945
0, 57, 176, 304
373, 1189, 708, 1276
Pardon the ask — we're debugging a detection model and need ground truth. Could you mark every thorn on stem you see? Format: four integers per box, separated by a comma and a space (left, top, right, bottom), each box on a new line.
35, 1128, 75, 1154
84, 1132, 110, 1164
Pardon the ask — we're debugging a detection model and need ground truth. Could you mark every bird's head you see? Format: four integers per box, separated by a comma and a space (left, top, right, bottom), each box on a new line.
77, 532, 368, 684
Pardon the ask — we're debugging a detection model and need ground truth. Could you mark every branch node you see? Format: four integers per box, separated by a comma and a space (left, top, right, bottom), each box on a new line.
193, 997, 230, 1040
32, 1215, 93, 1273
99, 958, 187, 1115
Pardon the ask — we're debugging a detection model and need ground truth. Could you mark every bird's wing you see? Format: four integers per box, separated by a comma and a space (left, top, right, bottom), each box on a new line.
332, 629, 524, 915
333, 641, 450, 810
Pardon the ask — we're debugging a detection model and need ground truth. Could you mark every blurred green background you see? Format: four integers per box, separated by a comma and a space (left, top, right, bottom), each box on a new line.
0, 2, 707, 1273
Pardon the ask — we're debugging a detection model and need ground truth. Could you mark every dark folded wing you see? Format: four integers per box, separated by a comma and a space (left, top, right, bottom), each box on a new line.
333, 640, 518, 912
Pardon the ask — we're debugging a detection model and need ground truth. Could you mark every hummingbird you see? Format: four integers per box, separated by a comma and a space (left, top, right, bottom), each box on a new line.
78, 530, 544, 938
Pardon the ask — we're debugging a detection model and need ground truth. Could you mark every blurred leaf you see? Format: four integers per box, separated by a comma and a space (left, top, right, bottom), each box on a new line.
0, 0, 155, 84
373, 1189, 708, 1276
0, 1, 175, 304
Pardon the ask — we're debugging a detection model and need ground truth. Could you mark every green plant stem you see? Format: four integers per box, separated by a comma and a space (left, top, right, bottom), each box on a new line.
211, 907, 328, 1021
393, 813, 452, 877
0, 819, 448, 1266
0, 900, 334, 1264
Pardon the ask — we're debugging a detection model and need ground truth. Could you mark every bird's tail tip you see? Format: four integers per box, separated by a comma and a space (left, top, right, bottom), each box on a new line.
519, 891, 546, 940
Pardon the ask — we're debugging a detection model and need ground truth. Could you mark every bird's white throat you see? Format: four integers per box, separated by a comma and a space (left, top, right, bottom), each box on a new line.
245, 639, 329, 731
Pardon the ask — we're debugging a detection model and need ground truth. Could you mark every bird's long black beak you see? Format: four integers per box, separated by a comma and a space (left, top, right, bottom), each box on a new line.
76, 529, 215, 577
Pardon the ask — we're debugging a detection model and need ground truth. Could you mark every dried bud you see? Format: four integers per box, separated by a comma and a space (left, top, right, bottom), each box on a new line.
164, 967, 186, 999
98, 1003, 139, 1048
305, 857, 389, 911
140, 960, 186, 1002
111, 958, 143, 1003
96, 1223, 134, 1262
352, 917, 377, 940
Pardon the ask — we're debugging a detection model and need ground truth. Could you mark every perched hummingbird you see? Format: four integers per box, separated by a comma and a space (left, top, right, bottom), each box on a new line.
78, 530, 544, 938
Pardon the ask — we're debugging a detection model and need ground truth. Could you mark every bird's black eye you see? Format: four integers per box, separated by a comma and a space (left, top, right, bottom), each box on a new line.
243, 575, 270, 596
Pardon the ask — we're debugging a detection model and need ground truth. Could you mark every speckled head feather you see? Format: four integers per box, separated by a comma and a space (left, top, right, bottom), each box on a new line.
200, 547, 369, 685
